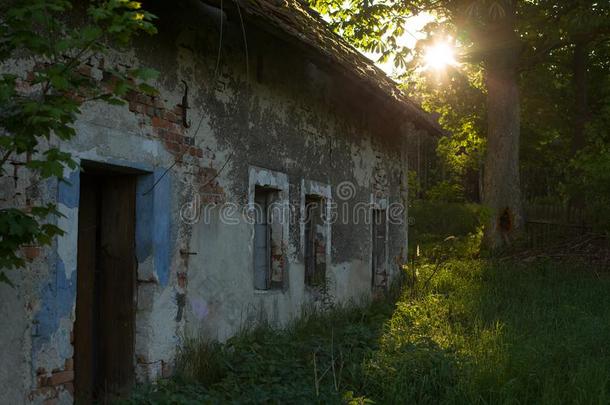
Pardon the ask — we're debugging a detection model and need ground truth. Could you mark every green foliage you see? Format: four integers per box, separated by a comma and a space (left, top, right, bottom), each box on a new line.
0, 0, 157, 283
365, 259, 610, 404
126, 259, 610, 404
309, 0, 610, 233
175, 336, 228, 387
0, 206, 64, 272
569, 145, 610, 231
407, 170, 421, 198
424, 180, 465, 203
410, 201, 483, 244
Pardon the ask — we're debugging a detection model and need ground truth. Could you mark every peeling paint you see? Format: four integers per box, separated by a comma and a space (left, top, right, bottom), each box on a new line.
0, 4, 426, 402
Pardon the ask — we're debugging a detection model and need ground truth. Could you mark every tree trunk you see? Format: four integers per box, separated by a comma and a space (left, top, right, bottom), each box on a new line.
482, 12, 524, 250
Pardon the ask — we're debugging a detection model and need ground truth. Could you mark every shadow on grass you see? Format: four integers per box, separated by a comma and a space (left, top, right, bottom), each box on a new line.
122, 291, 401, 404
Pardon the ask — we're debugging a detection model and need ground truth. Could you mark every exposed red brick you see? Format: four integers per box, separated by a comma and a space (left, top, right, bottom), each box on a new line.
165, 142, 181, 154
163, 110, 180, 124
167, 132, 183, 143
101, 73, 119, 91
160, 131, 174, 142
125, 90, 138, 102
22, 246, 41, 260
77, 65, 92, 77
135, 93, 154, 106
49, 370, 74, 386
152, 116, 171, 129
146, 105, 159, 117
129, 102, 147, 115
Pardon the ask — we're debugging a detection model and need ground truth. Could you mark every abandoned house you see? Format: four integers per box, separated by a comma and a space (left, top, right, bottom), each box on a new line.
0, 0, 442, 403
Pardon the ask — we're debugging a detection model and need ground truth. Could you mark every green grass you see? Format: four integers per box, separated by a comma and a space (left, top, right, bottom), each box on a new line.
125, 259, 610, 404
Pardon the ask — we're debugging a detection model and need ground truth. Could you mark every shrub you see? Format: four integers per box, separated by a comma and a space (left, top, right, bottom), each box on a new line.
425, 180, 466, 203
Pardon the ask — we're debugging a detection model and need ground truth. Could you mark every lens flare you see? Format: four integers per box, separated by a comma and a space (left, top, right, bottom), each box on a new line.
424, 41, 458, 71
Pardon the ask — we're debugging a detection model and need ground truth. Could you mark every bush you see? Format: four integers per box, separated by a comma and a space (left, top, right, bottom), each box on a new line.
425, 180, 466, 203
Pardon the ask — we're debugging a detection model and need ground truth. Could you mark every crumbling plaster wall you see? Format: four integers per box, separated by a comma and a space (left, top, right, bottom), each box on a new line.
0, 1, 423, 403
154, 2, 414, 340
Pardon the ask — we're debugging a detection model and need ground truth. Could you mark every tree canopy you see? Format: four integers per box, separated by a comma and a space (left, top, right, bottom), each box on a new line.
310, 0, 610, 245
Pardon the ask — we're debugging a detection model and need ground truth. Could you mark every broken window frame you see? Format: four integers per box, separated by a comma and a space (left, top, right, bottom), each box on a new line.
304, 194, 326, 287
249, 166, 289, 291
371, 197, 389, 290
253, 186, 279, 290
300, 180, 331, 290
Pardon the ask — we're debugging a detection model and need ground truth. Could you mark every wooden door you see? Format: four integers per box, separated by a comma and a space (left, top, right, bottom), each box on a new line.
99, 176, 136, 397
75, 174, 99, 403
75, 172, 136, 402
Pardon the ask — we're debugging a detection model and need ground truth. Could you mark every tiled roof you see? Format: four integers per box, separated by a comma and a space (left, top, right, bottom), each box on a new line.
203, 0, 443, 135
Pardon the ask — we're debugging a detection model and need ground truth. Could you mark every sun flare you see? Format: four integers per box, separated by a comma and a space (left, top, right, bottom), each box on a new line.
424, 41, 458, 71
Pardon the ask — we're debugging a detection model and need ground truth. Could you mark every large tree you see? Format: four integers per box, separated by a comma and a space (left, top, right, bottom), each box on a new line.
310, 0, 610, 249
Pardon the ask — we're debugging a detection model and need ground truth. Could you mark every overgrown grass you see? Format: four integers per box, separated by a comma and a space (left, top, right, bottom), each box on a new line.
124, 260, 610, 404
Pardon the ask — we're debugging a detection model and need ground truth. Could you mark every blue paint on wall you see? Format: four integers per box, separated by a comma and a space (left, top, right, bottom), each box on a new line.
135, 169, 171, 286
135, 175, 154, 262
153, 169, 171, 286
33, 170, 80, 359
32, 258, 76, 355
58, 170, 80, 208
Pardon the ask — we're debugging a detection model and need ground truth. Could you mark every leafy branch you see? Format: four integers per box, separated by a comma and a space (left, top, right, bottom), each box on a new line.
0, 0, 158, 284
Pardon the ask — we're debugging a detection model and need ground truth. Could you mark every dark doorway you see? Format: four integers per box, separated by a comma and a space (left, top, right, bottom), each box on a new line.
74, 169, 137, 402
